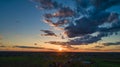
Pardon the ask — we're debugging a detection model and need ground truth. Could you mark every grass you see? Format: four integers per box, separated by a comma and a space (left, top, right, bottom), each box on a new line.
0, 52, 120, 67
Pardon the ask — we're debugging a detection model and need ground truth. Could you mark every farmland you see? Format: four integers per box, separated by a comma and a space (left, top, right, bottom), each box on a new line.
0, 51, 120, 67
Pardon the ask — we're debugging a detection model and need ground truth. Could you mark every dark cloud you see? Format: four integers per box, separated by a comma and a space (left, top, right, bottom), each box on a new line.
107, 13, 119, 22
76, 0, 90, 8
44, 13, 53, 18
34, 0, 60, 9
13, 45, 56, 50
46, 48, 55, 50
34, 0, 120, 45
94, 46, 104, 48
14, 46, 44, 49
99, 22, 120, 35
34, 43, 37, 45
103, 42, 120, 46
84, 48, 101, 51
90, 0, 120, 11
66, 34, 102, 45
43, 19, 69, 27
64, 12, 119, 38
61, 45, 79, 50
43, 7, 74, 29
90, 0, 109, 8
0, 45, 6, 47
45, 41, 79, 49
45, 41, 68, 45
61, 0, 120, 45
53, 7, 75, 18
64, 17, 96, 38
46, 33, 107, 45
40, 30, 57, 37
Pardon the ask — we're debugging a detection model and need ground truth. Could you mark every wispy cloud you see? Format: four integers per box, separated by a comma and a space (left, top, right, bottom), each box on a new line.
40, 30, 57, 37
13, 45, 56, 50
13, 46, 45, 49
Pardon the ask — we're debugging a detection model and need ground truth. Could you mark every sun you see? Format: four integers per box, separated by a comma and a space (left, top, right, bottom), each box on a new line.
58, 48, 63, 51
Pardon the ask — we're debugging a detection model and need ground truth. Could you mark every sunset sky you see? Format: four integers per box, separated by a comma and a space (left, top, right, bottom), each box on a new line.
0, 0, 120, 52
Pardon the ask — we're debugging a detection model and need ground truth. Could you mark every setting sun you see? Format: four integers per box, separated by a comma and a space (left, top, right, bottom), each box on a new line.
58, 48, 63, 51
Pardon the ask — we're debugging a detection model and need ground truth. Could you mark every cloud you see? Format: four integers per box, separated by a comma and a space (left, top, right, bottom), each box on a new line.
61, 45, 79, 50
64, 17, 96, 38
0, 42, 6, 48
46, 32, 107, 45
55, 19, 69, 26
64, 12, 119, 38
43, 19, 55, 27
0, 45, 6, 47
53, 7, 75, 17
40, 30, 57, 37
45, 41, 79, 49
66, 34, 103, 45
107, 13, 119, 22
13, 45, 56, 50
84, 48, 102, 51
34, 0, 120, 45
103, 42, 120, 46
94, 46, 104, 48
45, 41, 68, 45
44, 7, 75, 18
44, 13, 53, 18
14, 46, 45, 49
34, 0, 60, 9
34, 43, 37, 45
43, 19, 69, 27
76, 0, 90, 8
90, 0, 120, 11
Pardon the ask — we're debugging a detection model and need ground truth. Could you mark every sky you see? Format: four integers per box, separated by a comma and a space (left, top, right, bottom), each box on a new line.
0, 0, 120, 52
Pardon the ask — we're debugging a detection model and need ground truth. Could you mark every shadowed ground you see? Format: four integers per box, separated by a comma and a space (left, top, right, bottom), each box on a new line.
0, 51, 120, 67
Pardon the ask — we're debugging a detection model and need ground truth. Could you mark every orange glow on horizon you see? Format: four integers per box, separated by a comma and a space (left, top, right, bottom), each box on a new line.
58, 47, 63, 52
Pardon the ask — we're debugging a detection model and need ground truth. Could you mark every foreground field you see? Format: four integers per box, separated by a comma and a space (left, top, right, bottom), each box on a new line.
0, 52, 120, 67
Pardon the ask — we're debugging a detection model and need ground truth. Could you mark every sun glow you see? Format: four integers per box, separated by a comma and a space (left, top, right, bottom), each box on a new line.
58, 48, 63, 51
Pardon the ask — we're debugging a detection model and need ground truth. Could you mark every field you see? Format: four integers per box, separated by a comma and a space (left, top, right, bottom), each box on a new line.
0, 51, 120, 67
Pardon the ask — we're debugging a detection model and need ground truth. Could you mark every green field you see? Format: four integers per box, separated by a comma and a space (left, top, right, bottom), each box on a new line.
0, 52, 120, 67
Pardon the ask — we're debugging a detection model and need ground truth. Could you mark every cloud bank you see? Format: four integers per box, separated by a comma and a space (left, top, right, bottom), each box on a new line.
103, 42, 120, 46
14, 46, 44, 49
34, 0, 120, 46
13, 45, 55, 50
